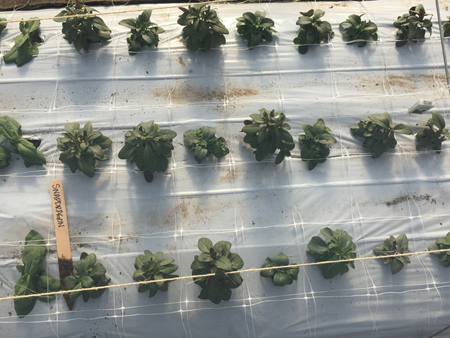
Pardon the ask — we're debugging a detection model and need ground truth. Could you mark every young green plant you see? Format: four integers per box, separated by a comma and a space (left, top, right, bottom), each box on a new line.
0, 115, 46, 168
373, 234, 412, 274
133, 250, 178, 297
14, 230, 60, 317
236, 11, 276, 48
183, 126, 229, 163
119, 10, 164, 55
260, 252, 299, 286
177, 4, 229, 52
0, 18, 7, 34
393, 4, 432, 47
242, 108, 295, 164
298, 118, 336, 170
294, 9, 334, 55
191, 238, 244, 304
118, 121, 177, 183
415, 112, 450, 152
350, 112, 412, 158
306, 227, 356, 279
428, 232, 450, 267
57, 122, 112, 177
3, 19, 42, 67
340, 14, 378, 47
54, 0, 111, 53
443, 17, 450, 37
64, 252, 110, 304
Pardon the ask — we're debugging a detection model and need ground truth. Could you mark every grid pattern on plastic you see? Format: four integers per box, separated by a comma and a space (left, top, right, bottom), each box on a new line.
0, 1, 450, 337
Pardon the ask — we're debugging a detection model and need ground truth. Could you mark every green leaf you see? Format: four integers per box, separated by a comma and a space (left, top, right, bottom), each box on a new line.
275, 252, 289, 266
390, 258, 404, 274
14, 274, 37, 317
198, 252, 214, 262
17, 139, 46, 167
229, 253, 244, 269
119, 19, 137, 29
369, 114, 389, 129
393, 123, 413, 135
198, 238, 213, 253
0, 115, 22, 142
64, 275, 78, 290
0, 144, 11, 169
432, 112, 446, 130
215, 256, 232, 270
78, 153, 96, 177
22, 231, 46, 276
273, 272, 289, 286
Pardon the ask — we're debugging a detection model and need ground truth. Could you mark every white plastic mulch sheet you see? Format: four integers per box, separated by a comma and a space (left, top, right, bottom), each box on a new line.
1, 0, 450, 337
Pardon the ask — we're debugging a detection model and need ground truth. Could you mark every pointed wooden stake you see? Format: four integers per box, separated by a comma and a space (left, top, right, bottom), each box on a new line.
50, 179, 74, 310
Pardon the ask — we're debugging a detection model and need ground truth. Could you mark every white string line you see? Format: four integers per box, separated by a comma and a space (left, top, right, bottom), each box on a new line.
3, 248, 450, 302
0, 0, 245, 25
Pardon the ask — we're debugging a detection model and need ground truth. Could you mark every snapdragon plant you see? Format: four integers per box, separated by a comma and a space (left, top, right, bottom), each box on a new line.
306, 228, 356, 279
340, 14, 378, 47
54, 0, 111, 53
14, 231, 60, 317
191, 238, 244, 304
3, 19, 42, 67
242, 108, 295, 164
415, 112, 450, 152
183, 126, 229, 163
119, 10, 164, 55
236, 11, 276, 48
373, 234, 411, 274
0, 115, 46, 168
118, 121, 177, 183
57, 122, 112, 177
350, 112, 412, 158
178, 4, 229, 52
393, 4, 432, 47
294, 9, 334, 54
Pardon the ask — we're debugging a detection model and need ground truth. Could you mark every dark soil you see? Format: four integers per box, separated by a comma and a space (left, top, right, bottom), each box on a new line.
0, 0, 181, 11
58, 258, 74, 310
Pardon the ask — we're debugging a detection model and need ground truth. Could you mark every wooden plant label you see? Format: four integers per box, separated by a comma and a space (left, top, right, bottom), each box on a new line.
50, 179, 74, 310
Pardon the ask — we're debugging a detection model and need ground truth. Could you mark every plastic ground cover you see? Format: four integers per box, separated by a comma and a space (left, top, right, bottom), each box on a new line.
1, 0, 450, 337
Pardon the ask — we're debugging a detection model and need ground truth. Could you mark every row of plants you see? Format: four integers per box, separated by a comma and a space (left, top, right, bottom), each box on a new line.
0, 3, 443, 66
13, 230, 450, 317
1, 111, 448, 181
